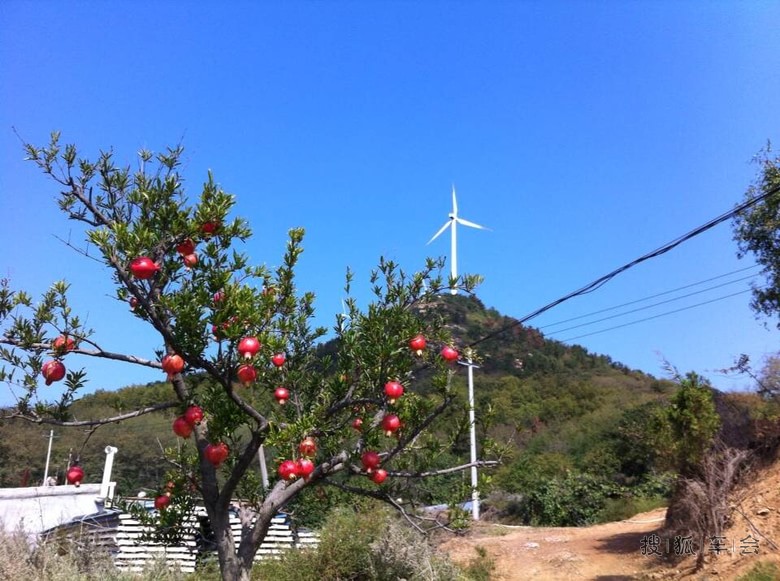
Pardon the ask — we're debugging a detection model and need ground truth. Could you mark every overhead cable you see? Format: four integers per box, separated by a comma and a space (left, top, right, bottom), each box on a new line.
467, 184, 780, 349
539, 264, 759, 330
559, 288, 755, 342
544, 273, 757, 336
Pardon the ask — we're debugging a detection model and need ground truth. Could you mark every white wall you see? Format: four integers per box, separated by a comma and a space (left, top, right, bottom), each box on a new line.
0, 484, 110, 536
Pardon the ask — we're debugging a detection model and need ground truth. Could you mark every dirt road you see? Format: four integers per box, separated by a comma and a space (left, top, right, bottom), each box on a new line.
440, 462, 780, 580
439, 508, 670, 580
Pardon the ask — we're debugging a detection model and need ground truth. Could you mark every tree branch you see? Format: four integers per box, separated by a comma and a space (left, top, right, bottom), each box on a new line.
325, 396, 382, 418
223, 382, 268, 429
321, 477, 458, 534
385, 393, 454, 464
0, 337, 162, 369
389, 459, 500, 478
0, 401, 178, 426
218, 430, 264, 510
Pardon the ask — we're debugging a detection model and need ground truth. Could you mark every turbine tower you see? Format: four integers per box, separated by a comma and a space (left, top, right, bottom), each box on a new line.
427, 186, 488, 295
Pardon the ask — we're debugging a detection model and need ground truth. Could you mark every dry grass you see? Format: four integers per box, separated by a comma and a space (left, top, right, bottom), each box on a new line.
664, 446, 751, 570
0, 527, 205, 581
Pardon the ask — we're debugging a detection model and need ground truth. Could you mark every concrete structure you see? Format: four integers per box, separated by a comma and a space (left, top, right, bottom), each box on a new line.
0, 483, 110, 536
0, 445, 117, 537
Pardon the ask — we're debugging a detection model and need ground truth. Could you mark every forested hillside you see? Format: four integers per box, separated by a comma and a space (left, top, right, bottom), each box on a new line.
0, 295, 678, 525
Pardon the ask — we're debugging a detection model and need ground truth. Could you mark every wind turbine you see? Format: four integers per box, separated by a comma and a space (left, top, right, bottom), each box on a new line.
427, 186, 489, 295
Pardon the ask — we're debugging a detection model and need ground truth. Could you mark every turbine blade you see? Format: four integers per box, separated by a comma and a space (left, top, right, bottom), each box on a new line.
427, 221, 451, 244
451, 185, 458, 216
456, 217, 490, 231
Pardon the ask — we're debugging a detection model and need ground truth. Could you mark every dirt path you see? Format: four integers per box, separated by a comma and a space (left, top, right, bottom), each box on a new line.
439, 508, 669, 580
439, 462, 780, 580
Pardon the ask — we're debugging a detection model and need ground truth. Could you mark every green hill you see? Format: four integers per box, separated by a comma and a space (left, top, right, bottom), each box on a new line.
0, 295, 678, 524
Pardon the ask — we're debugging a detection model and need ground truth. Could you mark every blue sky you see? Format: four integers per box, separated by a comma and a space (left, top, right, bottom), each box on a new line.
1, 1, 779, 407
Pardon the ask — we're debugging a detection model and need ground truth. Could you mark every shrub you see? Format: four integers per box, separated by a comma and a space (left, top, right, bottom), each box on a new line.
460, 546, 495, 581
521, 471, 622, 526
252, 505, 463, 581
596, 495, 667, 523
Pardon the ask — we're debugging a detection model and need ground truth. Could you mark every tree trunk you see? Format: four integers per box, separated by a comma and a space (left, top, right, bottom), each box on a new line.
209, 507, 252, 581
219, 558, 251, 581
206, 496, 278, 581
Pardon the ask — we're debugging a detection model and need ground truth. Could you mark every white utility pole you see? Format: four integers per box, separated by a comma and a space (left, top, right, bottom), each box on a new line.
100, 446, 118, 501
258, 445, 269, 489
458, 350, 480, 520
42, 429, 55, 485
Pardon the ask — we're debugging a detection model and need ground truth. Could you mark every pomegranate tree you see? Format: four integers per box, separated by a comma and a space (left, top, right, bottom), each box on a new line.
0, 138, 492, 581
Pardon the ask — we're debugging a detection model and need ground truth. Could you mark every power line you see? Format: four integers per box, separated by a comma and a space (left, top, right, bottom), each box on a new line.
543, 273, 758, 336
538, 265, 759, 330
559, 288, 755, 342
467, 183, 780, 349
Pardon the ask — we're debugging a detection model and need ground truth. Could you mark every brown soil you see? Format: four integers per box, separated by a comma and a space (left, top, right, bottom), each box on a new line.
439, 507, 669, 580
439, 461, 780, 581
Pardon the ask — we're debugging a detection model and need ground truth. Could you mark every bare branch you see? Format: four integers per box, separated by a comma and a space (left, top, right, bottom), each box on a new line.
77, 423, 101, 456
390, 459, 500, 478
321, 477, 458, 534
732, 505, 779, 551
385, 393, 454, 464
53, 234, 103, 261
1, 401, 177, 426
0, 337, 162, 369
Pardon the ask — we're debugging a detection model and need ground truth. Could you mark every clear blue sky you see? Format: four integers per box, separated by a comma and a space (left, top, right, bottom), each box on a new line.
2, 1, 779, 408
